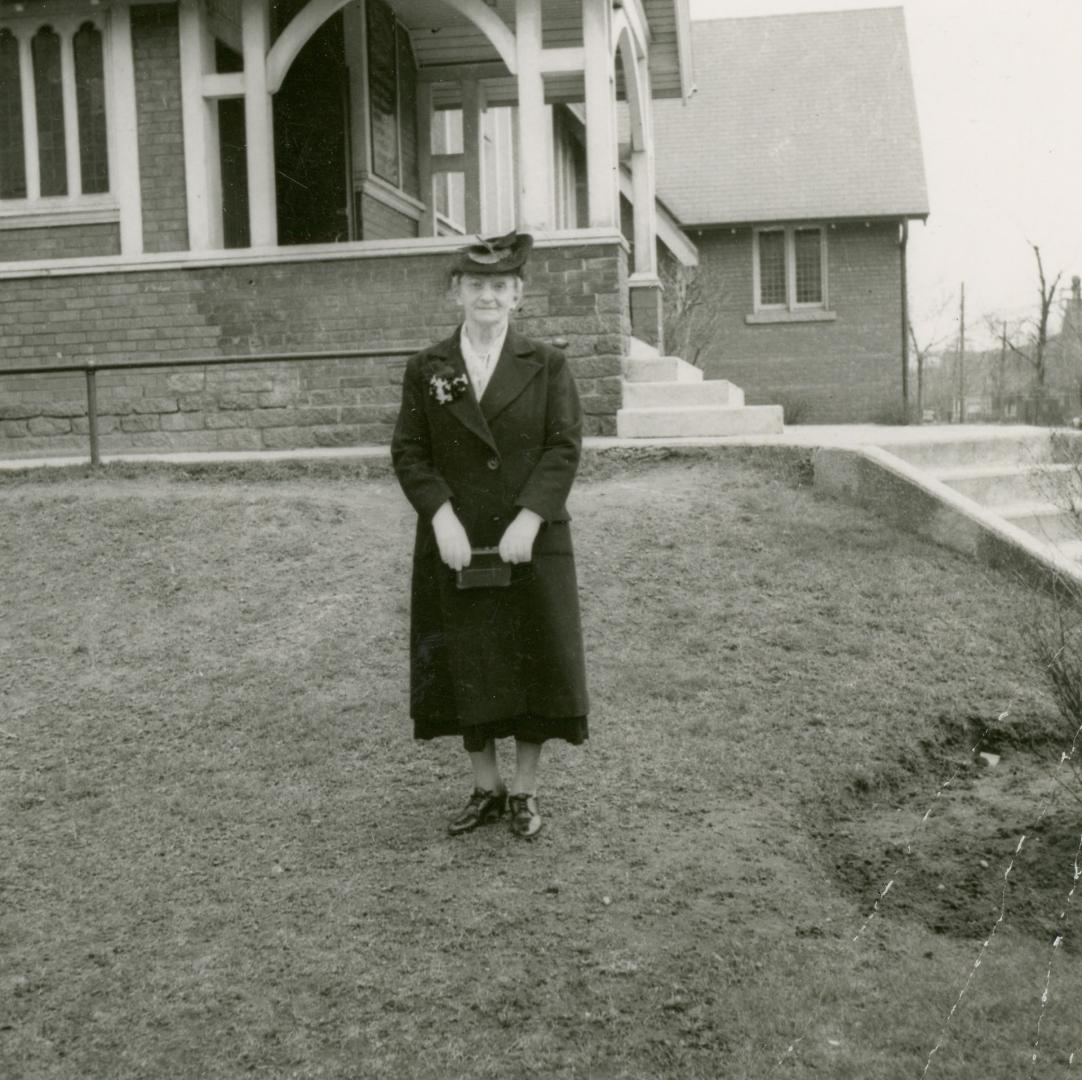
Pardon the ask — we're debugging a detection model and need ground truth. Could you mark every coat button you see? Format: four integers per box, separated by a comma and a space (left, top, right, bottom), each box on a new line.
487, 457, 500, 470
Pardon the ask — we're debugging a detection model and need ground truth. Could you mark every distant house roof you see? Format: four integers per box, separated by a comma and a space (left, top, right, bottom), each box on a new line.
652, 7, 930, 227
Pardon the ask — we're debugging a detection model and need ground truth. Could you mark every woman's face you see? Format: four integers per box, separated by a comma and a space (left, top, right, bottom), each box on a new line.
453, 273, 522, 328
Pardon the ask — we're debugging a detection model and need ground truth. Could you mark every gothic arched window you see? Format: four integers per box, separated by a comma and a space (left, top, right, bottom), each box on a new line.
74, 22, 108, 194
0, 29, 26, 199
0, 18, 111, 204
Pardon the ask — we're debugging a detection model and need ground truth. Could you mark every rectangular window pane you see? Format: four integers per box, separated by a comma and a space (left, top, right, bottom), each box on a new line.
758, 230, 786, 306
0, 30, 27, 198
32, 27, 67, 196
794, 227, 823, 304
367, 0, 399, 187
432, 112, 463, 226
74, 24, 109, 194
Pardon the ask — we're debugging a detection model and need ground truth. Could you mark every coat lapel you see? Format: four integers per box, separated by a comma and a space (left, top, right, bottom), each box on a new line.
480, 331, 542, 424
431, 331, 498, 452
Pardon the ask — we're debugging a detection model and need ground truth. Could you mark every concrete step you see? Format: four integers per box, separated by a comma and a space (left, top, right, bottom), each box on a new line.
1051, 538, 1082, 564
626, 336, 661, 360
621, 379, 744, 409
624, 356, 704, 383
882, 432, 1055, 470
929, 462, 1080, 508
997, 500, 1082, 543
616, 404, 784, 439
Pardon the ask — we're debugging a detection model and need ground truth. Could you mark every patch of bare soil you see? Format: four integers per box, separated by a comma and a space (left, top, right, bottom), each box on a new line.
815, 711, 1082, 950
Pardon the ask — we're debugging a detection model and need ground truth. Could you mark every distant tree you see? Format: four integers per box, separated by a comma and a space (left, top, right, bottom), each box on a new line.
908, 321, 947, 421
980, 315, 1032, 419
907, 292, 954, 421
1004, 243, 1064, 393
660, 257, 727, 367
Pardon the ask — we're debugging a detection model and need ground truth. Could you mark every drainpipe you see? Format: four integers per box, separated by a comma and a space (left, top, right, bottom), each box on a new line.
900, 219, 910, 422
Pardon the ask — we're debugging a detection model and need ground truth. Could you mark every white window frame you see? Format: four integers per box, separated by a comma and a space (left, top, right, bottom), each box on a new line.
751, 224, 828, 313
0, 13, 119, 223
432, 108, 466, 234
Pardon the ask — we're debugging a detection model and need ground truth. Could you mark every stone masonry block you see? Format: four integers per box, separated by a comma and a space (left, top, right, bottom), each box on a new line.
120, 414, 160, 433
28, 417, 72, 435
0, 420, 28, 437
41, 400, 87, 419
257, 389, 298, 408
205, 412, 245, 429
132, 397, 179, 414
177, 393, 217, 412
213, 428, 264, 452
313, 425, 362, 448
570, 356, 622, 379
161, 412, 206, 431
72, 415, 118, 434
216, 392, 260, 410
260, 426, 322, 450
168, 372, 206, 392
159, 430, 223, 451
339, 405, 398, 425
206, 370, 278, 393
580, 393, 622, 416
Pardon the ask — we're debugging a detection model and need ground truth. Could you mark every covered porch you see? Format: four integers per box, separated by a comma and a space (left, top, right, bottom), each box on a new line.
177, 0, 692, 345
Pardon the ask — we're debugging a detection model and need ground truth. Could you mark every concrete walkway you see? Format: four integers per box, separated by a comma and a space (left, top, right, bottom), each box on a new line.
0, 424, 1056, 471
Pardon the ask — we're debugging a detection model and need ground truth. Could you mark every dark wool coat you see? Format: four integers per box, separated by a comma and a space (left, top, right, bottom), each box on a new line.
391, 327, 589, 733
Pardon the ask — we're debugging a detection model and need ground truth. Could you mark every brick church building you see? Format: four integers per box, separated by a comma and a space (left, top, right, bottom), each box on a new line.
0, 1, 927, 457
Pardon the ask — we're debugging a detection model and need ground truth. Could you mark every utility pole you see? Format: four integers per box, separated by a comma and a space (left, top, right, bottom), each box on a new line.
998, 321, 1007, 421
957, 283, 966, 423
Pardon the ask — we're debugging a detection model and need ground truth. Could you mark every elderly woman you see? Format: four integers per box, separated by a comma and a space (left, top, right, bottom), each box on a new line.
391, 231, 589, 839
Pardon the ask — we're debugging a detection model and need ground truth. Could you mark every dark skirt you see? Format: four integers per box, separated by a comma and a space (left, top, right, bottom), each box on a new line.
414, 713, 589, 752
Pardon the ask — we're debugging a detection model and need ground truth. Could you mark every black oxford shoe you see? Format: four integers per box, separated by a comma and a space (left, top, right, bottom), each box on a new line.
448, 786, 507, 835
508, 793, 543, 839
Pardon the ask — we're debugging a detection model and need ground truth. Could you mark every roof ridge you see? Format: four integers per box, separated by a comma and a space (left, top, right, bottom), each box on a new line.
691, 5, 904, 24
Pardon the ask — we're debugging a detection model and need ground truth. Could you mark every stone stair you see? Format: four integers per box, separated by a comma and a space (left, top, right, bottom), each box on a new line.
880, 430, 1082, 563
616, 341, 784, 438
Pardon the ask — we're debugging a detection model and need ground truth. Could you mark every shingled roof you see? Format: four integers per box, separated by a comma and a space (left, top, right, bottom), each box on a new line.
653, 7, 930, 226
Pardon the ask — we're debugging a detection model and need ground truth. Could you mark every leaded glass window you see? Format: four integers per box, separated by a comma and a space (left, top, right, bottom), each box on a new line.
755, 226, 827, 311
794, 228, 823, 304
32, 26, 67, 197
757, 230, 787, 306
74, 23, 108, 194
0, 29, 26, 198
0, 18, 111, 204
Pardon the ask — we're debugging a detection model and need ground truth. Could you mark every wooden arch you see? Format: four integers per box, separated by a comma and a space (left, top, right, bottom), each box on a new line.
266, 0, 518, 94
614, 18, 646, 154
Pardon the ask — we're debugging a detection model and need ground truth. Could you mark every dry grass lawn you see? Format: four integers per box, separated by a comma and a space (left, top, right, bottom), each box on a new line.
2, 448, 1081, 1079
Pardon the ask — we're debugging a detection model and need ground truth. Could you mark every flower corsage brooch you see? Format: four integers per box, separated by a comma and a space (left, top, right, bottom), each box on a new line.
424, 361, 469, 405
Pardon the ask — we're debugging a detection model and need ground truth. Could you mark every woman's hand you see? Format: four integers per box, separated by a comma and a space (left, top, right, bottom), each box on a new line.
432, 502, 472, 571
499, 508, 543, 564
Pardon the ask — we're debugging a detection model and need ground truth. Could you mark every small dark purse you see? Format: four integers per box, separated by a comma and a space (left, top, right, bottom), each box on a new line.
456, 547, 513, 589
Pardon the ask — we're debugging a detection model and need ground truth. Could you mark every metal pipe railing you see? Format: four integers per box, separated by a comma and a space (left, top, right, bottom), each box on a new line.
1, 347, 419, 466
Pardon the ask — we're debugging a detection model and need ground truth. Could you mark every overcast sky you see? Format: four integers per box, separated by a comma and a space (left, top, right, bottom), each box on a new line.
688, 0, 1082, 348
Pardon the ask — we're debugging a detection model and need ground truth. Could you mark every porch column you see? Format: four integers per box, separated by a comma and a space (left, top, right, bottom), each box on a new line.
461, 79, 485, 234
178, 0, 222, 250
58, 29, 82, 198
416, 82, 436, 236
241, 0, 277, 247
630, 62, 657, 277
107, 5, 144, 254
582, 0, 618, 228
628, 51, 663, 349
16, 33, 40, 200
514, 0, 548, 229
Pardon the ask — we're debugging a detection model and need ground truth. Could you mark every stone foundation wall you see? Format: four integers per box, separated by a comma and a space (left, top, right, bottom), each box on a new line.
0, 241, 629, 457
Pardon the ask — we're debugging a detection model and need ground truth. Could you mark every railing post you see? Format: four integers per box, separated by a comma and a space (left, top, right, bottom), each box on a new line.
85, 363, 100, 467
